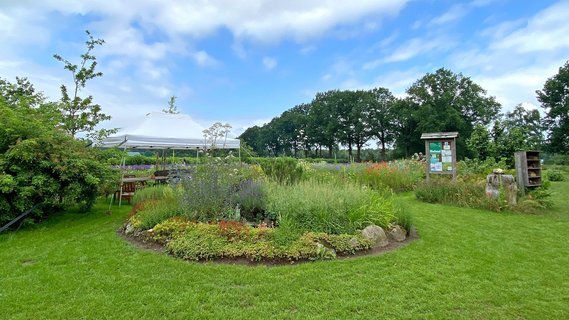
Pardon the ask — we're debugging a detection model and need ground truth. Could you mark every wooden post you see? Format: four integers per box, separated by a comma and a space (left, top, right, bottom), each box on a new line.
424, 140, 430, 181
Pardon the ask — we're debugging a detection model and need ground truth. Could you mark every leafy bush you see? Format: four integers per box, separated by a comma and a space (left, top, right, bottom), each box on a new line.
259, 157, 304, 185
266, 180, 398, 235
549, 154, 569, 166
0, 105, 111, 225
458, 157, 508, 176
0, 78, 117, 226
545, 169, 565, 181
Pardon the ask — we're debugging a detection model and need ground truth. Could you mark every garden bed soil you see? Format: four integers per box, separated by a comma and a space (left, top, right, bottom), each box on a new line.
118, 227, 419, 266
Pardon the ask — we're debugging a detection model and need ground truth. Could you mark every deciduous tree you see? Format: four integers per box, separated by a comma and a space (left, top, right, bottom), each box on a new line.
54, 30, 111, 138
536, 60, 569, 153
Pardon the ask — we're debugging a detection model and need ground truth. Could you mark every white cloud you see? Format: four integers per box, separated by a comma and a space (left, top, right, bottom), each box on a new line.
192, 50, 218, 67
13, 0, 408, 44
472, 64, 561, 109
363, 35, 455, 69
262, 56, 277, 70
479, 19, 525, 39
491, 1, 569, 53
429, 4, 468, 25
447, 1, 569, 111
300, 45, 317, 55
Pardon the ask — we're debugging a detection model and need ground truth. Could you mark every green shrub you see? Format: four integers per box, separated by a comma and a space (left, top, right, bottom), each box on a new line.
0, 103, 111, 225
458, 157, 508, 176
415, 178, 501, 211
266, 180, 399, 235
550, 154, 569, 166
259, 157, 304, 185
545, 169, 565, 181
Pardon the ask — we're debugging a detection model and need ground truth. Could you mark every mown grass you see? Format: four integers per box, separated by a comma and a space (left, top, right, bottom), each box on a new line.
1, 180, 568, 319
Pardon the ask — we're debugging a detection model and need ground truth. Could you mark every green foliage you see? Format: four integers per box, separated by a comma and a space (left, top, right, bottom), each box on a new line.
132, 185, 176, 205
545, 169, 565, 181
174, 158, 260, 222
229, 179, 267, 222
415, 177, 553, 214
406, 68, 501, 159
467, 124, 493, 160
155, 217, 373, 262
53, 30, 111, 138
549, 154, 569, 166
266, 180, 398, 235
130, 199, 183, 230
415, 178, 501, 211
0, 90, 110, 225
162, 96, 179, 114
458, 157, 508, 176
393, 201, 414, 234
537, 60, 569, 153
259, 157, 304, 185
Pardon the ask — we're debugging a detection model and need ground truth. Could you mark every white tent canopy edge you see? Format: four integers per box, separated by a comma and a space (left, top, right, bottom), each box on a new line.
99, 112, 240, 150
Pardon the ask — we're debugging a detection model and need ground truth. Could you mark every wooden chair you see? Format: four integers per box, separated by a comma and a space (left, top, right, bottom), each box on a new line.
153, 170, 170, 184
115, 182, 136, 205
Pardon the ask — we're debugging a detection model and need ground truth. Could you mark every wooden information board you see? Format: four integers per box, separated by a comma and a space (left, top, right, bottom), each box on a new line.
421, 132, 459, 180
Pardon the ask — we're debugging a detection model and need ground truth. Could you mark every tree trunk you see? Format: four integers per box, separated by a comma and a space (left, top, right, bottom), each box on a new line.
380, 131, 386, 161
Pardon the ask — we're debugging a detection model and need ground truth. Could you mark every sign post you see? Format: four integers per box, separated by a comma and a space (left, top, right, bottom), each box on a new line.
420, 132, 459, 181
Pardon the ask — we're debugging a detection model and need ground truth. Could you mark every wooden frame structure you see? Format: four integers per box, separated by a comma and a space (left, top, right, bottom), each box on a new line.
420, 132, 459, 181
514, 151, 542, 194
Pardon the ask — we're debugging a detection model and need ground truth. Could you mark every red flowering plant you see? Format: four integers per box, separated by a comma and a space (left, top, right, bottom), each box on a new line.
358, 160, 424, 192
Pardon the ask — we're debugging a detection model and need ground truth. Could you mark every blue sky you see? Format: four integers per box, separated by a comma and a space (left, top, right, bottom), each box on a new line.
1, 0, 568, 136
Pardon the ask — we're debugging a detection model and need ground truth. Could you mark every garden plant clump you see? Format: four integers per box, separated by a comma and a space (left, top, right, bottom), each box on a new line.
415, 161, 554, 214
124, 156, 412, 263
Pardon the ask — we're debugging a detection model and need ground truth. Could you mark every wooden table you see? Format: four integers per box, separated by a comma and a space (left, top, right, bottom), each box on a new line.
121, 176, 168, 183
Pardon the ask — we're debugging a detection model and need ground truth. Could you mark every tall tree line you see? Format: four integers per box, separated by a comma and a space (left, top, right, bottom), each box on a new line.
240, 68, 506, 161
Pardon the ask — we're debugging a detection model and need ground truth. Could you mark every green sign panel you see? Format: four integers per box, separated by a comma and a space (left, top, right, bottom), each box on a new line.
429, 141, 453, 172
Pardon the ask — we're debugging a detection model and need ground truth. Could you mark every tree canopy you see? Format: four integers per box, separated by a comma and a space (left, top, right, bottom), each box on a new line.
537, 60, 569, 153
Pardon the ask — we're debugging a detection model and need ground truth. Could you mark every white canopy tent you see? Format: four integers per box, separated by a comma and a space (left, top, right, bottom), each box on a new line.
100, 112, 240, 150
100, 112, 240, 208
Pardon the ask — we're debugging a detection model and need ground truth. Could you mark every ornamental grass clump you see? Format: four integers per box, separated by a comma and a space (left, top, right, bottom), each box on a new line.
353, 160, 424, 192
414, 178, 500, 211
259, 157, 304, 185
266, 180, 398, 235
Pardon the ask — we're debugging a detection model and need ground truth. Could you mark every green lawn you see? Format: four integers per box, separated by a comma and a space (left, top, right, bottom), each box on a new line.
1, 181, 568, 319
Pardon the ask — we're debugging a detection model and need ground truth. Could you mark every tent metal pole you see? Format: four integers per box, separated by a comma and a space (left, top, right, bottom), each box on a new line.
238, 144, 242, 164
119, 146, 127, 207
